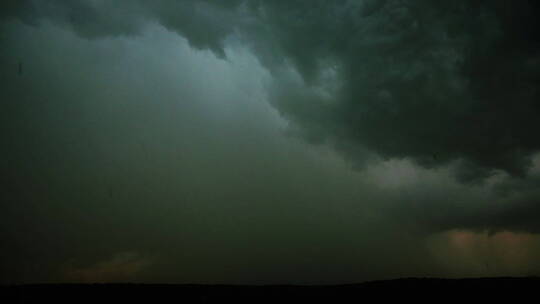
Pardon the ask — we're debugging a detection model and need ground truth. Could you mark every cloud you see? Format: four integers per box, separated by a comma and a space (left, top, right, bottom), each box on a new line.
249, 0, 540, 182
5, 1, 539, 181
63, 252, 152, 283
361, 156, 540, 235
428, 230, 540, 277
2, 0, 540, 283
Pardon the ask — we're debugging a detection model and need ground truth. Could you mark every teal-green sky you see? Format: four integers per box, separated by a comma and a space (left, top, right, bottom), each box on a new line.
2, 0, 540, 284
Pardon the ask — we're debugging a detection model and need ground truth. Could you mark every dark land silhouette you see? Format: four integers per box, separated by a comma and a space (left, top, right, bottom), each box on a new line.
2, 277, 539, 303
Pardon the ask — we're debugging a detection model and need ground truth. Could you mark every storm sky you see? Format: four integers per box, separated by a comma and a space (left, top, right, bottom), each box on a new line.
1, 0, 540, 284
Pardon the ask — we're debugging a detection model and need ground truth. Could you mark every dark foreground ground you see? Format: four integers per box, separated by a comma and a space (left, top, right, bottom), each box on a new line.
2, 277, 539, 303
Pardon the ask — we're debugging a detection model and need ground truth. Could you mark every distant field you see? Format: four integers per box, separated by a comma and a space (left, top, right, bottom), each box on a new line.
2, 277, 539, 303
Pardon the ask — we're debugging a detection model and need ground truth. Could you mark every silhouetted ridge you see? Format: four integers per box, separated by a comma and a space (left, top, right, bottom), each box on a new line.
2, 277, 538, 303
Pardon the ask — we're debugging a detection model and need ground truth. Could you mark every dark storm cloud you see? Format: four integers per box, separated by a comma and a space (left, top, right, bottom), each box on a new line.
2, 18, 425, 284
248, 0, 540, 235
396, 180, 540, 234
368, 158, 540, 235
244, 0, 540, 182
0, 0, 245, 54
2, 0, 540, 283
17, 0, 534, 183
